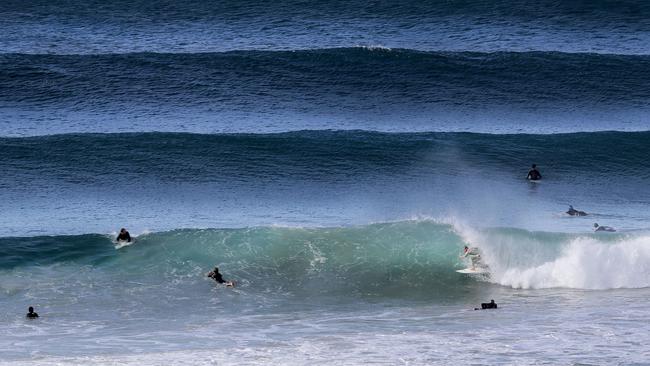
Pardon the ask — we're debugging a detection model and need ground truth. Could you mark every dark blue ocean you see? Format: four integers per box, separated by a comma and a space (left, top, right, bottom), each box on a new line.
1, 1, 649, 365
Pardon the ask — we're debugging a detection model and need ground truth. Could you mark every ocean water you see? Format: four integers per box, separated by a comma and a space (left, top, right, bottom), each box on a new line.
1, 1, 649, 365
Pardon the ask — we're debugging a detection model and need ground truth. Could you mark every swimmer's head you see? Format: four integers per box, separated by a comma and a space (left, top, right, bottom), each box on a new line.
594, 223, 599, 227
464, 246, 469, 251
120, 228, 126, 233
28, 306, 34, 312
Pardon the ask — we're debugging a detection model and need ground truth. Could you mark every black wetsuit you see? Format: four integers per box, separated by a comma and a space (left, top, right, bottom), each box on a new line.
117, 231, 131, 242
527, 169, 542, 180
209, 271, 226, 284
481, 302, 497, 309
26, 311, 39, 318
475, 301, 497, 310
567, 208, 587, 216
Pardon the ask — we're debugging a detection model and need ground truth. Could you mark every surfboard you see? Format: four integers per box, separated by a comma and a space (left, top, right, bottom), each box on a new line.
114, 239, 135, 249
456, 268, 488, 274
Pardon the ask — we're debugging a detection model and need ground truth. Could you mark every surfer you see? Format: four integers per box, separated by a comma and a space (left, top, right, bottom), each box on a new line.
526, 164, 542, 181
116, 228, 131, 242
474, 300, 497, 310
594, 223, 616, 232
566, 205, 587, 216
207, 267, 234, 287
460, 246, 481, 270
26, 306, 39, 319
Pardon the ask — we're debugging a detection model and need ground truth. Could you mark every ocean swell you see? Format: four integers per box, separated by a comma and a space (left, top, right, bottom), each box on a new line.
2, 221, 649, 293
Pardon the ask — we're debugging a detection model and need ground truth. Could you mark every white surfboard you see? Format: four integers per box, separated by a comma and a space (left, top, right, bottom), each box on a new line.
456, 268, 489, 274
114, 239, 135, 249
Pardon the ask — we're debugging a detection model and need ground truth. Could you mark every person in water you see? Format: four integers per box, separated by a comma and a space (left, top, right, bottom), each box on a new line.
207, 267, 234, 287
460, 246, 481, 270
567, 205, 587, 216
594, 223, 616, 232
526, 164, 542, 181
116, 228, 131, 242
26, 306, 39, 318
475, 300, 497, 310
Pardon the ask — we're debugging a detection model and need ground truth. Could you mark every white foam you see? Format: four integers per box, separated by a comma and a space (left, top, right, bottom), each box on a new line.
495, 236, 650, 289
447, 218, 650, 290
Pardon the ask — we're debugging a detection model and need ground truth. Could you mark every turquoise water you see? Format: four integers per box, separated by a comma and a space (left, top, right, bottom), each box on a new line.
2, 0, 650, 364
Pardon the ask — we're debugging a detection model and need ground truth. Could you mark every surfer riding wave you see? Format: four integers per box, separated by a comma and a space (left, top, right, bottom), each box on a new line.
460, 245, 483, 270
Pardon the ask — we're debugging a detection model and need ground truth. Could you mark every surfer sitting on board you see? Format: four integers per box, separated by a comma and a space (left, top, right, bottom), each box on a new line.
460, 246, 481, 270
526, 164, 542, 181
116, 228, 131, 242
26, 306, 39, 319
207, 267, 234, 287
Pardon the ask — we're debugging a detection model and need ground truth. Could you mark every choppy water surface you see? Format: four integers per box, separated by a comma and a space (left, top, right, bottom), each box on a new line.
1, 0, 649, 364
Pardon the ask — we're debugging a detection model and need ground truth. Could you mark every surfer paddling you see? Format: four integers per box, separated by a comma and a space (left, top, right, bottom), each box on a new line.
594, 223, 616, 232
207, 267, 234, 287
475, 300, 497, 310
566, 205, 587, 216
116, 228, 131, 242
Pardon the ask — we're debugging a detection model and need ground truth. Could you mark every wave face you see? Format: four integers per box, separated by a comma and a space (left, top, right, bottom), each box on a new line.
1, 131, 649, 236
2, 0, 650, 54
2, 49, 649, 136
2, 221, 648, 292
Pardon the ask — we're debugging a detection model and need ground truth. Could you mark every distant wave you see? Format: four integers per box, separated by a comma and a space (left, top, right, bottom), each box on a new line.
1, 48, 649, 111
3, 1, 650, 54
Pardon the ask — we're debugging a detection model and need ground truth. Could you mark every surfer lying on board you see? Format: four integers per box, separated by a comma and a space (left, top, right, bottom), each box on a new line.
566, 205, 587, 216
475, 300, 497, 310
207, 267, 234, 287
116, 228, 131, 242
460, 246, 481, 270
594, 223, 616, 232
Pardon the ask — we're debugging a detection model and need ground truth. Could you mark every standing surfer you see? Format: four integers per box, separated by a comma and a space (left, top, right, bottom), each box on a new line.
460, 246, 481, 270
